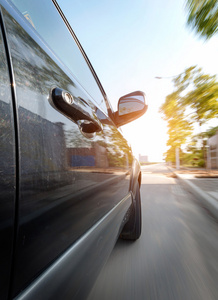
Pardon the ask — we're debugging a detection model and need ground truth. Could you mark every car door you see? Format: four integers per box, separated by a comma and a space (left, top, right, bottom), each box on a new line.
0, 15, 16, 300
0, 0, 133, 298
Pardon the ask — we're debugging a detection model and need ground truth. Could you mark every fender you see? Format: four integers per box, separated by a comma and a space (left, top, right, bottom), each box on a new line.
129, 157, 141, 198
119, 157, 142, 240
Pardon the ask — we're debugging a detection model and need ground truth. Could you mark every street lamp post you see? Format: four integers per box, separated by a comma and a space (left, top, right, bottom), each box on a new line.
176, 147, 180, 170
154, 74, 181, 80
206, 140, 211, 171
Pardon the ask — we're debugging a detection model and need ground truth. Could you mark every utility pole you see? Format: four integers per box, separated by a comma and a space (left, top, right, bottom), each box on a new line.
206, 140, 211, 171
176, 147, 180, 170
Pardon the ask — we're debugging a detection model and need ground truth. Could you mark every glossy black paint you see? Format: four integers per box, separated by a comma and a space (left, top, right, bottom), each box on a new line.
0, 0, 145, 299
49, 87, 103, 136
1, 3, 135, 297
0, 16, 16, 300
14, 194, 132, 300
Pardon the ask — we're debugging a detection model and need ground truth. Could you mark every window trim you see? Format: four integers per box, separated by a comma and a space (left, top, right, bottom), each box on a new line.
52, 0, 114, 116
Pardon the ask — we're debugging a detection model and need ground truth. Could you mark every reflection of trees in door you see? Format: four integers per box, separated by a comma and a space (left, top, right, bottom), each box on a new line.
103, 125, 133, 168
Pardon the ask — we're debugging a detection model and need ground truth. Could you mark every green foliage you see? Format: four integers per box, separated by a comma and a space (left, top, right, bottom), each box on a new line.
183, 136, 204, 166
159, 66, 218, 162
198, 159, 205, 167
202, 125, 218, 138
163, 146, 177, 163
172, 66, 218, 126
186, 0, 218, 39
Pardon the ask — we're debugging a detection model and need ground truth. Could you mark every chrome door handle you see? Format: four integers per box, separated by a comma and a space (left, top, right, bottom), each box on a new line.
49, 87, 102, 136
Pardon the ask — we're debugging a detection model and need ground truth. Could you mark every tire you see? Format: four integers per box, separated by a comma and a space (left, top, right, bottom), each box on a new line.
120, 182, 142, 240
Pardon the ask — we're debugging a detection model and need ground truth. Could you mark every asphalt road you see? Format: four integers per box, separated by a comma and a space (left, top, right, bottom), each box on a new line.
87, 163, 218, 300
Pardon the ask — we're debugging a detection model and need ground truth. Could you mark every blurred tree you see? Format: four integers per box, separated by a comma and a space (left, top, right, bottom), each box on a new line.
202, 125, 218, 138
159, 73, 193, 162
163, 146, 177, 163
173, 66, 218, 127
186, 0, 218, 39
184, 135, 204, 167
159, 66, 218, 162
183, 126, 218, 167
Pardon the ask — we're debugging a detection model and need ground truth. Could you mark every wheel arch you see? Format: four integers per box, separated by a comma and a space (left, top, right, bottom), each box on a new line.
129, 158, 141, 197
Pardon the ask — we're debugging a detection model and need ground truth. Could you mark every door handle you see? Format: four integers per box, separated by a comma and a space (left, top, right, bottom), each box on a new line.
49, 87, 102, 137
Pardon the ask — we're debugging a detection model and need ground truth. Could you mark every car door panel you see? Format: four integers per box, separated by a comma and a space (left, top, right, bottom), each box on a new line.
1, 2, 132, 297
0, 16, 16, 300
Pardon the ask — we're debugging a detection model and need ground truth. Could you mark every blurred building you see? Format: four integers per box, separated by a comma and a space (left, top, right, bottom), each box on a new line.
67, 144, 109, 168
208, 131, 218, 169
139, 154, 148, 164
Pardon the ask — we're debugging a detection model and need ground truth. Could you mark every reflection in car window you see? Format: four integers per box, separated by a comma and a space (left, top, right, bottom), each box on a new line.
10, 0, 108, 113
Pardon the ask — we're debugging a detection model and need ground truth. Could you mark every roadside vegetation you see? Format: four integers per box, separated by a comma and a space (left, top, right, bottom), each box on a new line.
185, 0, 218, 40
159, 1, 218, 167
159, 66, 218, 167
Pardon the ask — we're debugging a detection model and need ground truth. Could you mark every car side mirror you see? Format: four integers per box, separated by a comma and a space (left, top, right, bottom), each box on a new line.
114, 91, 147, 127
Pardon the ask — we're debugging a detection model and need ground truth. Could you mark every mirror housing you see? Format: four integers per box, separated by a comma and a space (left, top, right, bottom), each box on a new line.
114, 91, 147, 127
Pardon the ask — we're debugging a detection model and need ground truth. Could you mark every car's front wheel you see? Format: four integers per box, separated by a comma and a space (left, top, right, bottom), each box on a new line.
120, 182, 142, 240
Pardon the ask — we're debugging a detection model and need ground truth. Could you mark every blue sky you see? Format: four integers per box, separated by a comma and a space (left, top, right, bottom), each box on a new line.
58, 0, 218, 161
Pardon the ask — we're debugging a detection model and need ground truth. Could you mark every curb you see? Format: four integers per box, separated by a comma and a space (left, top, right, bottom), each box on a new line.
175, 173, 218, 220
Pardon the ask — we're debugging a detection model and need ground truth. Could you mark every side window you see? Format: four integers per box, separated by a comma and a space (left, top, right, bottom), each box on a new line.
10, 0, 108, 113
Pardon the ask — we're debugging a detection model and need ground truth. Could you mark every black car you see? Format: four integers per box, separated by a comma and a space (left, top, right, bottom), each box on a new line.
0, 0, 147, 299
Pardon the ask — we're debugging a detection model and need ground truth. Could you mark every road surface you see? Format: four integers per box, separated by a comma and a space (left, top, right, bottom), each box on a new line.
87, 163, 218, 300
